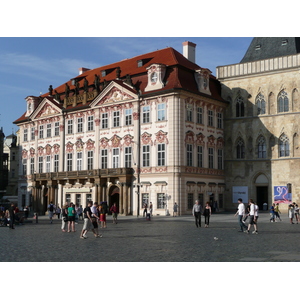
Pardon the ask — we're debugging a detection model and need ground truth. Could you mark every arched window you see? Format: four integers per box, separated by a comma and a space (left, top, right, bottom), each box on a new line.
256, 93, 266, 115
278, 90, 289, 113
257, 136, 266, 158
279, 134, 290, 157
236, 97, 245, 117
236, 138, 245, 159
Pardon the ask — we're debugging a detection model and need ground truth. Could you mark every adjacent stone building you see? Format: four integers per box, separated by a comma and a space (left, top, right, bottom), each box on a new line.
217, 37, 300, 211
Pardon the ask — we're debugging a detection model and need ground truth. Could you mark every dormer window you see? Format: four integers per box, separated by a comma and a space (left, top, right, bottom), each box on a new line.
145, 64, 166, 92
194, 69, 211, 96
255, 44, 261, 50
137, 60, 143, 67
282, 39, 288, 46
101, 70, 106, 77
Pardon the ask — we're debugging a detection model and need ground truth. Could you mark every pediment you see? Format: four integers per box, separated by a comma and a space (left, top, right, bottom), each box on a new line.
31, 98, 61, 120
91, 81, 136, 107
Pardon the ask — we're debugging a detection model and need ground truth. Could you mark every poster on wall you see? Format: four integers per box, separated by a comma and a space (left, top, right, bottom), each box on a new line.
273, 186, 292, 203
232, 186, 248, 203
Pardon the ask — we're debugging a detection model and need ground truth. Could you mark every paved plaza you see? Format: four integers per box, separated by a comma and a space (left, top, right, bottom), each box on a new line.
1, 212, 300, 262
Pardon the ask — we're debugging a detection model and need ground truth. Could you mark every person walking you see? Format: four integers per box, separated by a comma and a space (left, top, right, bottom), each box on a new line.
48, 201, 56, 224
192, 200, 202, 228
80, 201, 96, 239
245, 199, 258, 234
294, 204, 299, 224
234, 198, 248, 232
288, 203, 295, 224
274, 203, 282, 221
149, 202, 153, 216
99, 202, 107, 228
203, 202, 212, 228
110, 202, 119, 224
143, 202, 148, 217
61, 204, 68, 232
67, 203, 76, 232
270, 203, 275, 222
91, 202, 101, 237
8, 203, 15, 229
56, 206, 61, 219
173, 202, 178, 217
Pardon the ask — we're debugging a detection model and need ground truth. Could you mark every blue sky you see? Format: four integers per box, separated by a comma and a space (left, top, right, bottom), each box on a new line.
0, 37, 253, 136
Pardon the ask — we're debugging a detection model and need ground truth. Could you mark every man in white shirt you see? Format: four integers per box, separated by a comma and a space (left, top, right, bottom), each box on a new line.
234, 198, 248, 232
245, 199, 258, 234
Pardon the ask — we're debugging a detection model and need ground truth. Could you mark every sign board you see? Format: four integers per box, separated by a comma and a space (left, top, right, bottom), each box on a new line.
232, 186, 248, 203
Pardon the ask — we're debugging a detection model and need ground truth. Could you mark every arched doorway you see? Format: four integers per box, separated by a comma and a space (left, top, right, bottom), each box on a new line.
255, 174, 269, 210
109, 185, 120, 214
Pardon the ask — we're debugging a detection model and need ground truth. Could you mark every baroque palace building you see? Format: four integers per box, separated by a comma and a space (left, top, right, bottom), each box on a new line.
217, 37, 300, 211
14, 41, 227, 215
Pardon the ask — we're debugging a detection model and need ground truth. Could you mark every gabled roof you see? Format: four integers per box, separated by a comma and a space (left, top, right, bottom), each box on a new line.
240, 37, 300, 63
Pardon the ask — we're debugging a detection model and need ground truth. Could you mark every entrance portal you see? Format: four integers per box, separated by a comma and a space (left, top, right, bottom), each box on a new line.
109, 186, 120, 214
256, 186, 268, 210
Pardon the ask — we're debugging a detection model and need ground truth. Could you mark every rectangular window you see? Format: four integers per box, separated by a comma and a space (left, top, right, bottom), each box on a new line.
22, 159, 27, 175
101, 149, 108, 169
31, 127, 35, 140
142, 193, 149, 207
30, 157, 35, 174
38, 156, 43, 173
125, 108, 132, 126
102, 113, 108, 129
67, 153, 73, 171
46, 155, 51, 173
54, 122, 60, 136
77, 152, 82, 171
208, 110, 214, 127
142, 106, 150, 123
113, 111, 120, 127
112, 148, 119, 168
76, 194, 81, 205
86, 194, 92, 206
186, 104, 193, 122
87, 115, 94, 131
157, 193, 165, 209
197, 146, 203, 168
197, 107, 203, 124
218, 149, 223, 170
187, 193, 194, 209
157, 143, 165, 166
39, 125, 44, 139
142, 145, 150, 167
87, 151, 93, 170
46, 124, 51, 138
54, 154, 59, 172
77, 118, 83, 133
217, 112, 223, 129
198, 193, 204, 208
125, 147, 132, 168
208, 147, 214, 169
67, 120, 73, 134
66, 194, 71, 203
187, 144, 193, 167
23, 129, 28, 142
157, 103, 166, 121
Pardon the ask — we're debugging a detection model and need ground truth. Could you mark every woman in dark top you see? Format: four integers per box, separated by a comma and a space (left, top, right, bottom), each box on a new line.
203, 202, 211, 228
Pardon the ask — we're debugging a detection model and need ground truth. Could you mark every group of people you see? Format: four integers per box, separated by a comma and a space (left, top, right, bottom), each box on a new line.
56, 201, 119, 239
0, 204, 29, 228
48, 202, 84, 223
235, 198, 259, 234
192, 200, 212, 228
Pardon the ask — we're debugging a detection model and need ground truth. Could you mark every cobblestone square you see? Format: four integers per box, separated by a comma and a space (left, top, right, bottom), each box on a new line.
1, 212, 299, 262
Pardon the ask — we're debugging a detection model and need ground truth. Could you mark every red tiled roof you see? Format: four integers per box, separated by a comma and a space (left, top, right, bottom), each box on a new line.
14, 46, 225, 124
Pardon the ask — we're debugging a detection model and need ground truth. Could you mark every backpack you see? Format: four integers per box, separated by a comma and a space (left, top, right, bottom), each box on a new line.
49, 204, 54, 212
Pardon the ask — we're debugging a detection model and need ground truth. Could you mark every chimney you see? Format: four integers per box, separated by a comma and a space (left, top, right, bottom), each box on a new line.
183, 41, 196, 63
79, 67, 90, 75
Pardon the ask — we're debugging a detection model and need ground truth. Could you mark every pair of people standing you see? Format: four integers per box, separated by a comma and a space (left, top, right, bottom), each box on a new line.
192, 201, 211, 228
